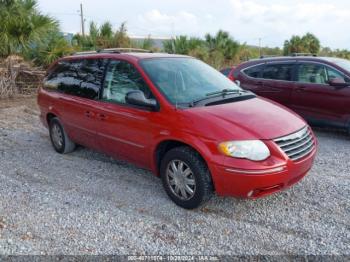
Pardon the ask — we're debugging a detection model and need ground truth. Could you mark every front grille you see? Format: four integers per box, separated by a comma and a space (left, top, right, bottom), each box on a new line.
274, 126, 315, 161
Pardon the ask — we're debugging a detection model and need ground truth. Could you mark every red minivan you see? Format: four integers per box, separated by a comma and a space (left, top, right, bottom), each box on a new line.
38, 49, 317, 209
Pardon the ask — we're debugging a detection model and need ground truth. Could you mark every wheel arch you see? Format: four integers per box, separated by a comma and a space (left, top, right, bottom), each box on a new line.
153, 138, 214, 180
46, 112, 57, 125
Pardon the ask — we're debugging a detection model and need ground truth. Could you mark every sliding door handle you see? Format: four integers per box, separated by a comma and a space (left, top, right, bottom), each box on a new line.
295, 86, 307, 92
85, 111, 94, 118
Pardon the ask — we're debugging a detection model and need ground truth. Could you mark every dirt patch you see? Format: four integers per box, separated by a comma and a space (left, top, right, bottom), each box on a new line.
0, 96, 37, 110
0, 96, 39, 130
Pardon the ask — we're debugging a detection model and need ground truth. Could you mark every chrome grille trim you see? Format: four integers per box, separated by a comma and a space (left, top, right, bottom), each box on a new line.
274, 126, 315, 161
283, 135, 313, 153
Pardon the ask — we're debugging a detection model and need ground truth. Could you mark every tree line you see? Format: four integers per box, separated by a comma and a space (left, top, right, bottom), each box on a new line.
1, 0, 349, 69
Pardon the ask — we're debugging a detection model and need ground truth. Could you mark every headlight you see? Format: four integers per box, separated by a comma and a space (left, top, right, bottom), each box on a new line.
218, 140, 270, 161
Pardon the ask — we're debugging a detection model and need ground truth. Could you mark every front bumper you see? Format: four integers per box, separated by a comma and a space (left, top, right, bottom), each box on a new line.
210, 146, 317, 198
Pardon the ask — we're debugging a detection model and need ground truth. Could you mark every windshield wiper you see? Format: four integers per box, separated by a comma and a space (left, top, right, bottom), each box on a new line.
206, 89, 241, 97
189, 89, 243, 107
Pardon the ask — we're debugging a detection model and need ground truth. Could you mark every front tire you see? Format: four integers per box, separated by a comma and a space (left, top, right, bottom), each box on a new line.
49, 117, 76, 154
160, 146, 213, 209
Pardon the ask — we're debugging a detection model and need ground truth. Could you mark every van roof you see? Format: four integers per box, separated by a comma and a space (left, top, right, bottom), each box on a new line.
65, 52, 190, 61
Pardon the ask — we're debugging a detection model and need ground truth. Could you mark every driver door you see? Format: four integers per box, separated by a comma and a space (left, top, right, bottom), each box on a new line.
94, 59, 160, 169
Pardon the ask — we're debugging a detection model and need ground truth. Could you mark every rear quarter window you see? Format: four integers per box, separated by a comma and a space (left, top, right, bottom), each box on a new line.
43, 58, 107, 100
220, 68, 231, 76
242, 64, 264, 78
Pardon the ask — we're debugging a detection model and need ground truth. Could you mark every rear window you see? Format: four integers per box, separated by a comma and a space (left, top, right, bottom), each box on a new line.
243, 64, 263, 78
44, 58, 107, 100
262, 64, 293, 81
220, 68, 231, 76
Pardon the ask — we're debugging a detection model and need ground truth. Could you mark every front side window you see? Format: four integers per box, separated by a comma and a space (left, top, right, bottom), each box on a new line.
102, 60, 153, 104
140, 58, 240, 105
297, 63, 327, 84
262, 64, 293, 81
326, 66, 350, 83
243, 64, 263, 78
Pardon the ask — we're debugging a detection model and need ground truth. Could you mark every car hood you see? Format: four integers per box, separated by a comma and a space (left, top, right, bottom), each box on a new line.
182, 97, 306, 140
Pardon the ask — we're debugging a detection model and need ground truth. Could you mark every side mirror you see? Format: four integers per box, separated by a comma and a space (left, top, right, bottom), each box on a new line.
329, 77, 349, 87
234, 80, 241, 87
126, 90, 158, 110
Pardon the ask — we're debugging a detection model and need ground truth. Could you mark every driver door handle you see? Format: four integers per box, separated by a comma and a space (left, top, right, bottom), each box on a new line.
97, 113, 108, 121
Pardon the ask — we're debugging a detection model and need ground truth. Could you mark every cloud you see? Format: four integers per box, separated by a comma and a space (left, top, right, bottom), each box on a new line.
228, 0, 350, 47
137, 9, 199, 36
230, 0, 350, 27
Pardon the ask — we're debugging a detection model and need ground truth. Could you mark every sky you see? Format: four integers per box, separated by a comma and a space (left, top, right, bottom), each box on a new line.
37, 0, 350, 49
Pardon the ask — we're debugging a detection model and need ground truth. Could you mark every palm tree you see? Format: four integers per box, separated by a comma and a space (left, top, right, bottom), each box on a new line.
141, 35, 155, 50
0, 0, 58, 57
114, 22, 131, 47
301, 33, 320, 54
205, 30, 240, 66
283, 33, 320, 55
98, 22, 114, 48
100, 22, 113, 39
163, 36, 189, 54
30, 31, 74, 66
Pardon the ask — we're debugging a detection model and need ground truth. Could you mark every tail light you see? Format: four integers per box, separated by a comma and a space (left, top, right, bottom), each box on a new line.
228, 74, 235, 81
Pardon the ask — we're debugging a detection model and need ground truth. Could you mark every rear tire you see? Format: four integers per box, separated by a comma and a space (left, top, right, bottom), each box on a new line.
49, 117, 76, 154
160, 146, 213, 209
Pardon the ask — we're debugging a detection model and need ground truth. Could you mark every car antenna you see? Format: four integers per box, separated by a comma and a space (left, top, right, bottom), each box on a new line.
175, 71, 179, 110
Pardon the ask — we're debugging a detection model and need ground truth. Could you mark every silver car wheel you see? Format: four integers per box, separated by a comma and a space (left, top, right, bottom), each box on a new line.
51, 124, 63, 149
166, 160, 196, 200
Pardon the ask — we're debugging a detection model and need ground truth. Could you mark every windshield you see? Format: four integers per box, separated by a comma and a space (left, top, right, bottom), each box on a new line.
140, 58, 241, 105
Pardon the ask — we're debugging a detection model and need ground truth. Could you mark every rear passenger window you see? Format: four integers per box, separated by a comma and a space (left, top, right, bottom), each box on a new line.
102, 60, 154, 104
243, 65, 263, 78
58, 60, 84, 97
262, 64, 293, 81
43, 59, 107, 100
77, 59, 107, 99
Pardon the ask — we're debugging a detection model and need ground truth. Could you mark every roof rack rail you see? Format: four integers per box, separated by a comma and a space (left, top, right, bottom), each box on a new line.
72, 48, 152, 56
260, 55, 281, 59
290, 53, 317, 57
97, 48, 152, 54
72, 51, 98, 55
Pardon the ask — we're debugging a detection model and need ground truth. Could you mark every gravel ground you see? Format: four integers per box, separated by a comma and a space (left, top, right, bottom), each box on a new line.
0, 97, 349, 255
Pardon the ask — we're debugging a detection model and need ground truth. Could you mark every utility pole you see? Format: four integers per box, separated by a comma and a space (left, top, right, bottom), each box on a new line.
171, 22, 175, 39
80, 3, 85, 37
259, 37, 262, 57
